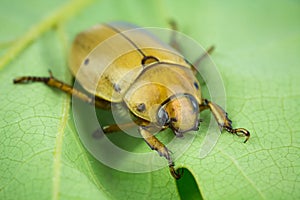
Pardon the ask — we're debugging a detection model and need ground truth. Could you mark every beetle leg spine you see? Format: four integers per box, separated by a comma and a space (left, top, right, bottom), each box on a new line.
13, 76, 50, 84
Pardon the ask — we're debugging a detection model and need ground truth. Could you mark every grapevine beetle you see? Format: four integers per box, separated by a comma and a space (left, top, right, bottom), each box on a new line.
13, 22, 250, 179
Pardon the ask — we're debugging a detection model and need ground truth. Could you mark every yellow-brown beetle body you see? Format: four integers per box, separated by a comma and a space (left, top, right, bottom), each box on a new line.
14, 22, 250, 179
69, 23, 202, 136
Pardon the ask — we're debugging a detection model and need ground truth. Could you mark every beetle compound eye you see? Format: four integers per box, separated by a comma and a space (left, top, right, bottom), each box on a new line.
186, 94, 199, 113
157, 107, 170, 126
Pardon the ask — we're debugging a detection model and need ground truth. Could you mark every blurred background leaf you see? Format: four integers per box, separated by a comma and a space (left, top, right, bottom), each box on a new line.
0, 0, 299, 199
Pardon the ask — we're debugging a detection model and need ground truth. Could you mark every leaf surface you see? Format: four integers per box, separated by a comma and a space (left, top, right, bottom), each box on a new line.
0, 0, 299, 199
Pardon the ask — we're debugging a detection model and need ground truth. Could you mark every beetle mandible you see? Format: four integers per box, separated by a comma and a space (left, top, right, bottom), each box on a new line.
13, 22, 250, 179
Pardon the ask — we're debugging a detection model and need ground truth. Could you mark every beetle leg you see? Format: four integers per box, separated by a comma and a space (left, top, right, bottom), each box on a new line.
200, 99, 250, 143
92, 118, 148, 138
191, 46, 215, 75
167, 21, 215, 75
92, 122, 138, 139
102, 122, 135, 133
168, 20, 182, 53
139, 126, 181, 179
13, 70, 110, 109
103, 116, 150, 133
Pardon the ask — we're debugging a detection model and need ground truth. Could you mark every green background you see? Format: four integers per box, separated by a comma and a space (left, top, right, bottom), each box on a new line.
0, 0, 299, 199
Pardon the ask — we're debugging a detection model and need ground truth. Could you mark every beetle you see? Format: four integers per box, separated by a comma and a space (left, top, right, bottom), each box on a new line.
13, 22, 250, 179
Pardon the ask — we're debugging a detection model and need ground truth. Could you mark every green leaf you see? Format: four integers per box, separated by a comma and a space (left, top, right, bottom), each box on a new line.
1, 0, 300, 200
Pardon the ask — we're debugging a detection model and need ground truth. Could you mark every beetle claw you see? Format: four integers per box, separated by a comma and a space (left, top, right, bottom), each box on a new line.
169, 164, 183, 179
225, 127, 250, 143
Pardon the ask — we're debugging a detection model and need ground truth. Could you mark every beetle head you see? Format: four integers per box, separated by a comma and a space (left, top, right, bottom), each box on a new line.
156, 94, 200, 137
